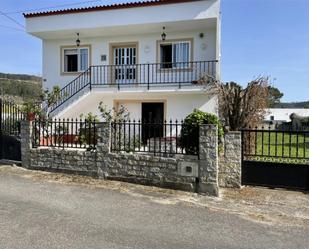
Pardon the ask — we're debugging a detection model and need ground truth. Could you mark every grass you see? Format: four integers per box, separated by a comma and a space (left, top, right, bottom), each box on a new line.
245, 131, 309, 164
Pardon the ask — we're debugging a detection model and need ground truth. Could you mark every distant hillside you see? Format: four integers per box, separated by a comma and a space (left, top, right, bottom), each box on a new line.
0, 72, 42, 103
275, 101, 309, 109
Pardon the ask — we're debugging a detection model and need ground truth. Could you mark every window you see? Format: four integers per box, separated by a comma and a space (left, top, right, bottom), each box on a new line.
160, 41, 190, 69
62, 47, 89, 73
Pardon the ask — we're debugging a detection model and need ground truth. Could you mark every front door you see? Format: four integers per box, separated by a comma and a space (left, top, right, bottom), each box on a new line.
113, 46, 136, 84
142, 103, 164, 143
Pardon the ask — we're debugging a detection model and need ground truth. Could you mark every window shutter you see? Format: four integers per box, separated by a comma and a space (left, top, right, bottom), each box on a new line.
79, 48, 88, 71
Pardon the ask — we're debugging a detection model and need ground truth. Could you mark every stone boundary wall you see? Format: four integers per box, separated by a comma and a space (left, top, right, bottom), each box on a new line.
218, 132, 242, 188
98, 153, 199, 192
21, 121, 225, 196
29, 148, 98, 176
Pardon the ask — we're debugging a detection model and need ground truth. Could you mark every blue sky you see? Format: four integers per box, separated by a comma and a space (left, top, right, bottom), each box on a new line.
0, 0, 308, 102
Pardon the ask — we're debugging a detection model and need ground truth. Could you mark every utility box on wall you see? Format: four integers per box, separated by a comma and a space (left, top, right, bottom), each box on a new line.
178, 161, 198, 177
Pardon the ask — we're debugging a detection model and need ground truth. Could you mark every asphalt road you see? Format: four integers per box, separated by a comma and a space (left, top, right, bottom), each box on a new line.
0, 169, 308, 249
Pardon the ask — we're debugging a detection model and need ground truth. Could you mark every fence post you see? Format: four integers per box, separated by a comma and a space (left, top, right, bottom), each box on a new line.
20, 120, 32, 169
89, 66, 92, 91
218, 132, 242, 188
96, 122, 111, 154
198, 124, 219, 196
147, 64, 150, 90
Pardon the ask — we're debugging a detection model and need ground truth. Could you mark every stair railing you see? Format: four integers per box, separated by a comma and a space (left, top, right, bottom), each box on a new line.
48, 67, 91, 113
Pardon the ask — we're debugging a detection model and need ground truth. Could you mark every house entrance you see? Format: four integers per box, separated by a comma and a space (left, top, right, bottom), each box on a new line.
141, 103, 164, 144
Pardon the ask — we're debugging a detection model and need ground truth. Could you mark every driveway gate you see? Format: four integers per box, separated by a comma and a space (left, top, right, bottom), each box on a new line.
241, 128, 309, 190
0, 99, 24, 162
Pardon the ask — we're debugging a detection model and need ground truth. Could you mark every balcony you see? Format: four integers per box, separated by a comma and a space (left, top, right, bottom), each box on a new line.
49, 60, 217, 113
90, 60, 217, 90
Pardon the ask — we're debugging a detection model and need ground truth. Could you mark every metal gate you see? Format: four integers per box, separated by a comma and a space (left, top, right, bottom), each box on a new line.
0, 99, 24, 162
241, 128, 309, 190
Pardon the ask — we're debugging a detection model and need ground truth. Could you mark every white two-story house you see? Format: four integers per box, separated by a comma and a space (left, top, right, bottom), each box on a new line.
24, 0, 221, 123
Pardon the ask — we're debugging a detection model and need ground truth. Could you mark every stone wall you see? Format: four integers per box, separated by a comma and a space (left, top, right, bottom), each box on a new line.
98, 153, 199, 192
218, 132, 242, 188
29, 148, 98, 176
21, 122, 221, 196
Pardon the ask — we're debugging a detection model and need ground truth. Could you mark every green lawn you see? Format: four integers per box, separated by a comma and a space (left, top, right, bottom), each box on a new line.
245, 131, 309, 164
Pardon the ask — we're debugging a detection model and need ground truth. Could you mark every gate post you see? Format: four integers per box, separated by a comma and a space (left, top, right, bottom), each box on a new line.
20, 120, 32, 168
198, 124, 219, 196
218, 132, 242, 188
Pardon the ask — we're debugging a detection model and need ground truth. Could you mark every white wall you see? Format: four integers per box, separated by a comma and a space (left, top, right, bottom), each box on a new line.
42, 28, 217, 90
265, 108, 309, 122
26, 0, 219, 34
57, 92, 218, 121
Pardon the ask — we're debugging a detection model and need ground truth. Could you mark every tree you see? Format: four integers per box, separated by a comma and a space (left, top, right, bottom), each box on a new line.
268, 86, 283, 107
215, 77, 269, 130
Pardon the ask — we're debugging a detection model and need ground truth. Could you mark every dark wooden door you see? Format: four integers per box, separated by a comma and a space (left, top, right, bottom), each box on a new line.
142, 103, 164, 144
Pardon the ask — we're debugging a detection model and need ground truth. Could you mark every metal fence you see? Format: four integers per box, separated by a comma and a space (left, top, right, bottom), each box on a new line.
242, 127, 309, 162
32, 118, 98, 149
110, 120, 199, 156
0, 99, 24, 136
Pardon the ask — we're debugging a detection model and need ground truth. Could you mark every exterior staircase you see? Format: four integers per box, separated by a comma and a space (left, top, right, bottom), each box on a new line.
47, 60, 218, 116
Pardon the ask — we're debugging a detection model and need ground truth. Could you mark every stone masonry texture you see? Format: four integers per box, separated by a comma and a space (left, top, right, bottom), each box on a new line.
198, 125, 219, 196
218, 132, 242, 188
21, 122, 227, 196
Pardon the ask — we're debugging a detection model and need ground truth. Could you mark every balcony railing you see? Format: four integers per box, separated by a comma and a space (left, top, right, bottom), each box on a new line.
90, 60, 217, 89
48, 60, 217, 113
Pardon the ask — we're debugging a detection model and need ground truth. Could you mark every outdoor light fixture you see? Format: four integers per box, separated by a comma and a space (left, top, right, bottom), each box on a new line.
161, 26, 166, 41
76, 33, 81, 47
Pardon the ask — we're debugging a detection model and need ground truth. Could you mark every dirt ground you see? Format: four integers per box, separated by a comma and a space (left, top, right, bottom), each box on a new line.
1, 164, 309, 228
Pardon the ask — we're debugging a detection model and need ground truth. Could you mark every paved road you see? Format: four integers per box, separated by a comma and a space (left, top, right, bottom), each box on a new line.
0, 169, 308, 249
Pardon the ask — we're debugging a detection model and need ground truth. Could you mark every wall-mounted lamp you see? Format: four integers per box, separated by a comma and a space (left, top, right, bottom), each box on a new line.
161, 26, 166, 41
76, 33, 81, 47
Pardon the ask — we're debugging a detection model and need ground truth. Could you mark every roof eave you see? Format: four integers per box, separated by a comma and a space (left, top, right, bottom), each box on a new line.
23, 0, 200, 18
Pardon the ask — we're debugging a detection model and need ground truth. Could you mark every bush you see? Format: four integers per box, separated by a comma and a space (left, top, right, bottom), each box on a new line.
78, 113, 100, 147
181, 109, 223, 154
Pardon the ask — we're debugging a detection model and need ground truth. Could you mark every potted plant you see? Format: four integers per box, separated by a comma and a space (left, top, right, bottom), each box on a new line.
22, 100, 42, 121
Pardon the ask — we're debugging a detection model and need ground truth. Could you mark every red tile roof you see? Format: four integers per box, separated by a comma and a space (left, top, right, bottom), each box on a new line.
24, 0, 200, 18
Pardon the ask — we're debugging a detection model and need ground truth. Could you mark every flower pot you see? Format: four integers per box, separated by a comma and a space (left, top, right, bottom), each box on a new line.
27, 112, 36, 121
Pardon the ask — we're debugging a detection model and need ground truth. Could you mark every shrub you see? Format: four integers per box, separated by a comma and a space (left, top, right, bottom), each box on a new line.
181, 109, 223, 154
78, 113, 100, 147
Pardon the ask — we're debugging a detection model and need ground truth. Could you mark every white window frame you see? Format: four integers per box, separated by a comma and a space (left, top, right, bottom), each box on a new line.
158, 39, 192, 69
61, 46, 90, 74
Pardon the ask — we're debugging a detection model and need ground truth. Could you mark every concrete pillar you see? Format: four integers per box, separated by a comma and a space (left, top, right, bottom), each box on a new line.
198, 124, 219, 196
20, 120, 32, 168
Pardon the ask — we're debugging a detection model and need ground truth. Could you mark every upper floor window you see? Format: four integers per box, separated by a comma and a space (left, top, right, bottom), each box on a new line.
62, 46, 90, 73
159, 40, 191, 69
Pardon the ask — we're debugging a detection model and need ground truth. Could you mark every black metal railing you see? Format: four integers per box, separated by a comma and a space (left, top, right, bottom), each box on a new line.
111, 120, 199, 156
32, 118, 97, 149
49, 68, 91, 113
242, 127, 309, 163
91, 60, 217, 89
49, 60, 217, 114
0, 99, 24, 136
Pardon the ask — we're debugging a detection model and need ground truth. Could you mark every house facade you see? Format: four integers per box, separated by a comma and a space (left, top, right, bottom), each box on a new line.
24, 0, 221, 122
265, 108, 309, 123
